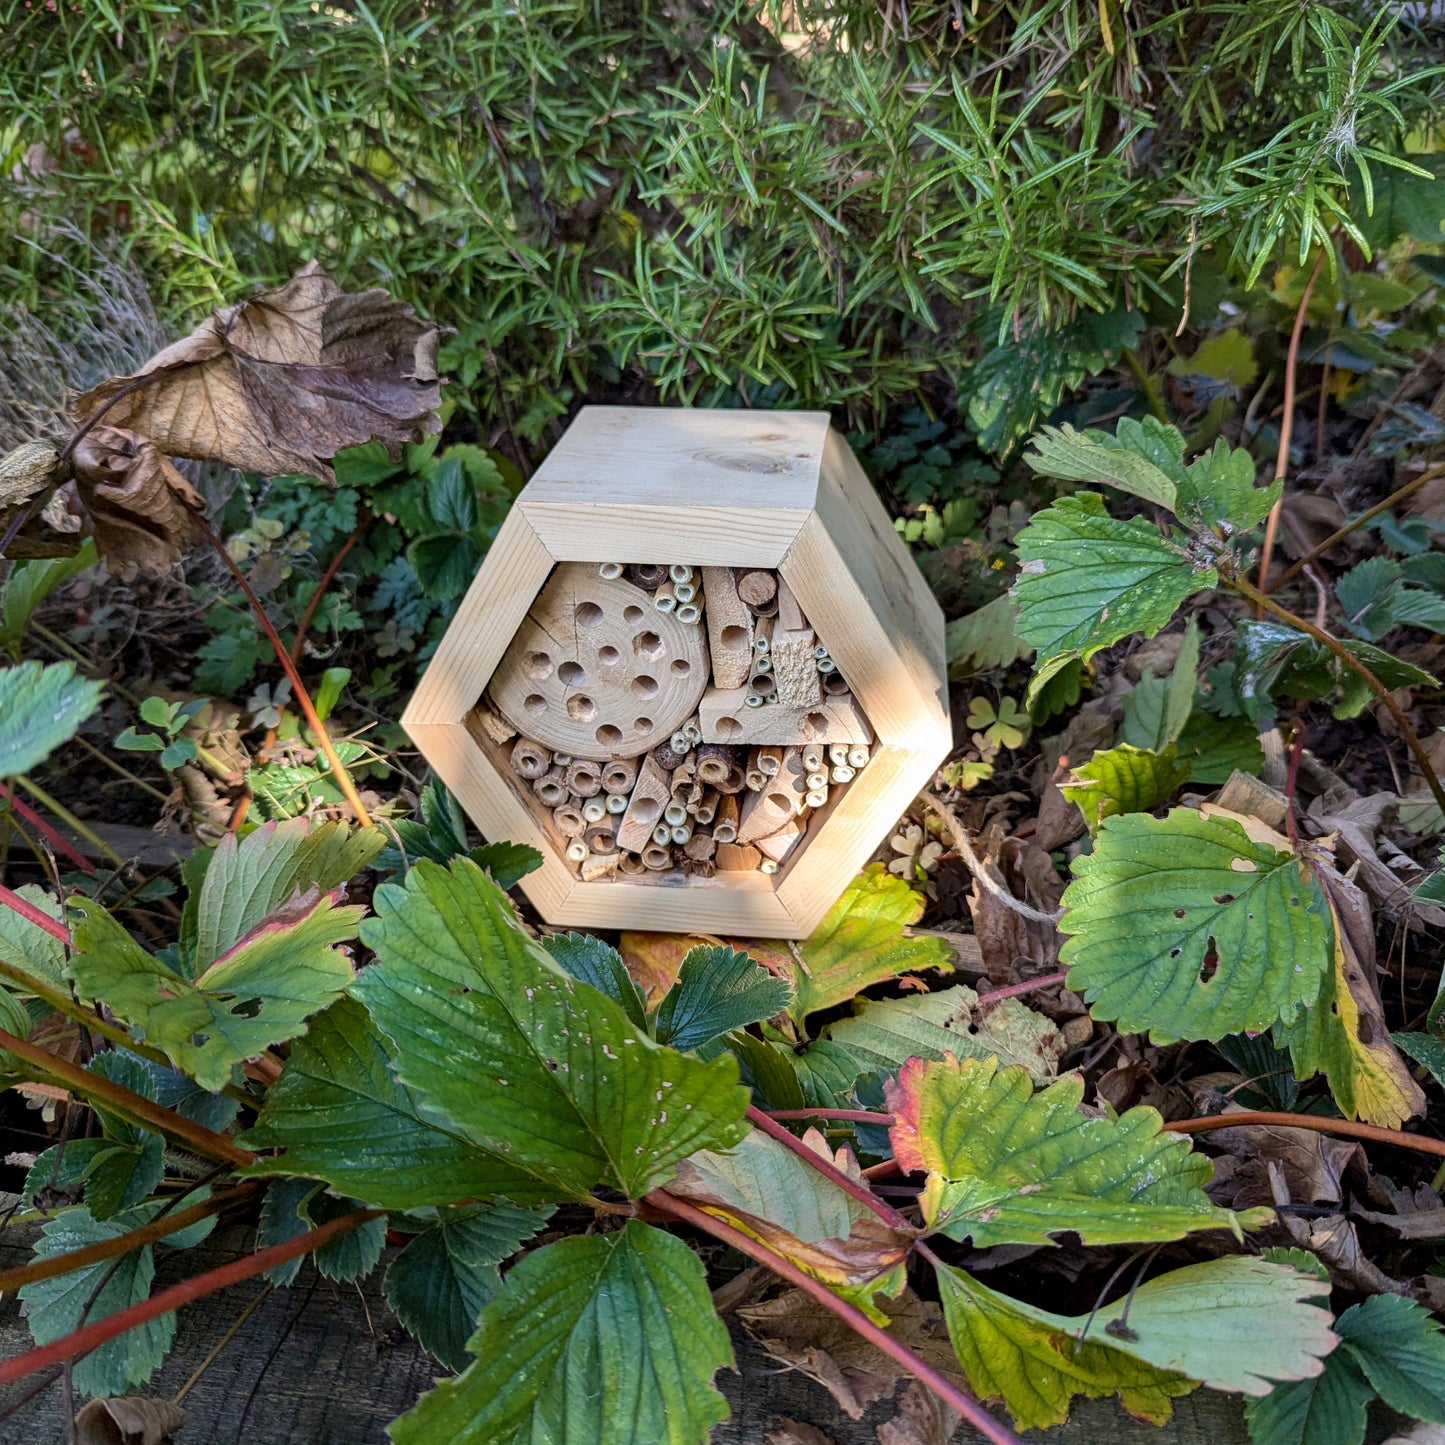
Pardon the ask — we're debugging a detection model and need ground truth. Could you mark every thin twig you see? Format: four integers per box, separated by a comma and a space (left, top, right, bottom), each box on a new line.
764, 1108, 893, 1125
290, 523, 364, 665
1163, 1110, 1445, 1158
0, 1026, 254, 1166
920, 793, 1063, 925
197, 518, 372, 827
646, 1190, 1021, 1445
1228, 574, 1445, 820
977, 970, 1069, 1003
1257, 253, 1324, 608
0, 1208, 382, 1387
1271, 462, 1445, 591
170, 1286, 273, 1406
0, 784, 94, 874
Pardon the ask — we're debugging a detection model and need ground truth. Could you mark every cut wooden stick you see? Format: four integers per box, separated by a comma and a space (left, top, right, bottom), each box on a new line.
616, 753, 671, 853
702, 566, 754, 688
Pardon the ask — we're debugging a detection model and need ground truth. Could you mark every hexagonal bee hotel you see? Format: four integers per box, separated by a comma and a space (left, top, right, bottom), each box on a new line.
404, 408, 951, 937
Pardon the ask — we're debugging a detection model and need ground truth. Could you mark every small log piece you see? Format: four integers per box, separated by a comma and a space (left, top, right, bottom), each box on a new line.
470, 704, 516, 747
694, 743, 734, 787
684, 829, 716, 862
715, 842, 763, 872
580, 850, 620, 882
511, 738, 551, 780
769, 618, 823, 708
776, 578, 807, 633
736, 570, 777, 612
533, 766, 569, 808
616, 753, 672, 853
702, 566, 754, 689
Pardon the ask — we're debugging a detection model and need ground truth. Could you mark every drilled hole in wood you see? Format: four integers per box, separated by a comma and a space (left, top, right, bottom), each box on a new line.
632, 675, 659, 699
715, 716, 742, 740
634, 717, 653, 732
633, 797, 662, 824
623, 604, 645, 624
575, 602, 604, 628
805, 711, 827, 730
522, 651, 553, 681
720, 625, 749, 648
670, 658, 691, 676
633, 631, 664, 661
558, 661, 586, 686
597, 645, 621, 665
596, 724, 624, 748
567, 695, 598, 722
523, 693, 546, 712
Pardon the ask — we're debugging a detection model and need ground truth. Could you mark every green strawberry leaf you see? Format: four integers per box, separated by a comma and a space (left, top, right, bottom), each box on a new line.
0, 660, 104, 778
241, 998, 550, 1207
886, 1054, 1266, 1247
68, 889, 362, 1093
352, 858, 749, 1201
0, 883, 66, 991
19, 1209, 175, 1398
1024, 421, 1181, 509
1062, 742, 1193, 833
1059, 808, 1332, 1042
652, 946, 793, 1052
543, 932, 649, 1031
384, 1204, 553, 1372
391, 1222, 732, 1445
822, 983, 1062, 1083
82, 1052, 165, 1220
1013, 494, 1212, 705
1335, 1289, 1445, 1421
946, 593, 1032, 677
1243, 1352, 1373, 1445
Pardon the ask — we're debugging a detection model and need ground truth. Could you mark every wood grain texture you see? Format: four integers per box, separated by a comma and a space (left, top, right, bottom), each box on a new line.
488, 563, 707, 759
700, 689, 872, 748
703, 566, 754, 690
0, 1221, 1271, 1445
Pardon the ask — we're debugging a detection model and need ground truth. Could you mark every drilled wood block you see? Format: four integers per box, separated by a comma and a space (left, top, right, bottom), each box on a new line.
404, 407, 949, 937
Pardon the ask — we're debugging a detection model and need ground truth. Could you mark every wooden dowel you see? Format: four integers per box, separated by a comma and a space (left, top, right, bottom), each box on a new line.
736, 570, 777, 610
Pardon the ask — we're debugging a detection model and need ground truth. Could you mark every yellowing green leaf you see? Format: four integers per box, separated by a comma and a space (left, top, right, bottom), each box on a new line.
1168, 330, 1258, 387
743, 865, 953, 1023
1061, 742, 1193, 832
823, 984, 1062, 1083
1059, 808, 1332, 1042
353, 858, 748, 1201
391, 1222, 732, 1445
886, 1054, 1265, 1247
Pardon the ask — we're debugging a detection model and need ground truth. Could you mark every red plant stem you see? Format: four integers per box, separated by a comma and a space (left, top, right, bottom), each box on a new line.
764, 1108, 892, 1125
746, 1105, 909, 1230
0, 1207, 381, 1387
197, 520, 372, 828
646, 1190, 1021, 1445
0, 883, 70, 943
1257, 252, 1324, 609
1164, 1110, 1445, 1158
290, 524, 363, 665
0, 784, 95, 874
0, 1026, 254, 1167
0, 1185, 261, 1293
977, 970, 1069, 1003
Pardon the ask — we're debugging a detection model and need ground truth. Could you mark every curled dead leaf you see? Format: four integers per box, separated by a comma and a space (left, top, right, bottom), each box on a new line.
70, 425, 204, 580
764, 1421, 837, 1445
0, 439, 82, 560
73, 261, 441, 484
75, 1396, 189, 1445
0, 439, 61, 510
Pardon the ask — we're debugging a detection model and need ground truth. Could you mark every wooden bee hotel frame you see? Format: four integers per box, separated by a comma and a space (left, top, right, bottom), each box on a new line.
403, 407, 951, 938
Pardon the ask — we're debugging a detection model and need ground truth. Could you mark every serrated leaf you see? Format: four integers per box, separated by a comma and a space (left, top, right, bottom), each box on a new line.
1243, 1352, 1372, 1445
1013, 494, 1212, 705
1174, 442, 1280, 531
241, 998, 548, 1207
69, 889, 362, 1092
670, 1129, 914, 1289
1168, 330, 1258, 388
304, 1189, 387, 1282
83, 1052, 165, 1220
1024, 423, 1180, 509
1335, 556, 1445, 641
1394, 1031, 1445, 1089
257, 1178, 319, 1287
886, 1054, 1262, 1247
935, 1262, 1194, 1431
0, 660, 104, 777
653, 947, 793, 1052
0, 883, 66, 990
184, 818, 382, 971
745, 865, 952, 1024
1062, 743, 1193, 832
1059, 808, 1332, 1042
352, 858, 749, 1201
1335, 1293, 1445, 1422
385, 1204, 552, 1372
543, 932, 649, 1031
945, 593, 1032, 677
943, 1254, 1335, 1434
1277, 886, 1425, 1128
391, 1222, 732, 1445
822, 983, 1063, 1083
19, 1210, 175, 1398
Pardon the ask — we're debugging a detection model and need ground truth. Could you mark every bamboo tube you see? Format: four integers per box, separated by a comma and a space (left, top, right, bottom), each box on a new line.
802, 743, 824, 774
618, 852, 647, 875
653, 580, 677, 612
676, 600, 702, 624
629, 563, 667, 590
582, 797, 608, 824
744, 764, 766, 791
748, 672, 776, 700
669, 563, 694, 584
533, 766, 569, 807
716, 764, 747, 794
565, 839, 589, 864
602, 757, 638, 794
806, 786, 829, 809
510, 738, 550, 780
694, 743, 732, 787
848, 744, 871, 769
670, 821, 693, 845
715, 842, 762, 871
682, 717, 702, 744
714, 794, 740, 844
757, 745, 783, 776
828, 743, 850, 766
831, 765, 856, 784
597, 562, 624, 579
694, 791, 717, 825
553, 803, 586, 838
585, 824, 616, 853
605, 792, 629, 814
759, 858, 779, 875
652, 741, 686, 771
674, 579, 696, 603
642, 843, 673, 870
664, 800, 689, 828
566, 758, 604, 798
822, 671, 850, 696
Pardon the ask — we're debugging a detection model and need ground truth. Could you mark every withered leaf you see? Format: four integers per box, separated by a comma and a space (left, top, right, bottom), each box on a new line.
70, 426, 204, 580
75, 1396, 189, 1445
72, 261, 441, 484
0, 439, 60, 510
0, 440, 81, 560
764, 1421, 837, 1445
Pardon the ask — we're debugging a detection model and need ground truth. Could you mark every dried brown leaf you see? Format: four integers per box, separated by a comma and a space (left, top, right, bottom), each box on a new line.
1206, 1115, 1363, 1209
70, 425, 204, 580
765, 1421, 837, 1445
0, 439, 60, 509
75, 1397, 189, 1445
968, 832, 1064, 983
72, 261, 441, 483
876, 1379, 959, 1445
